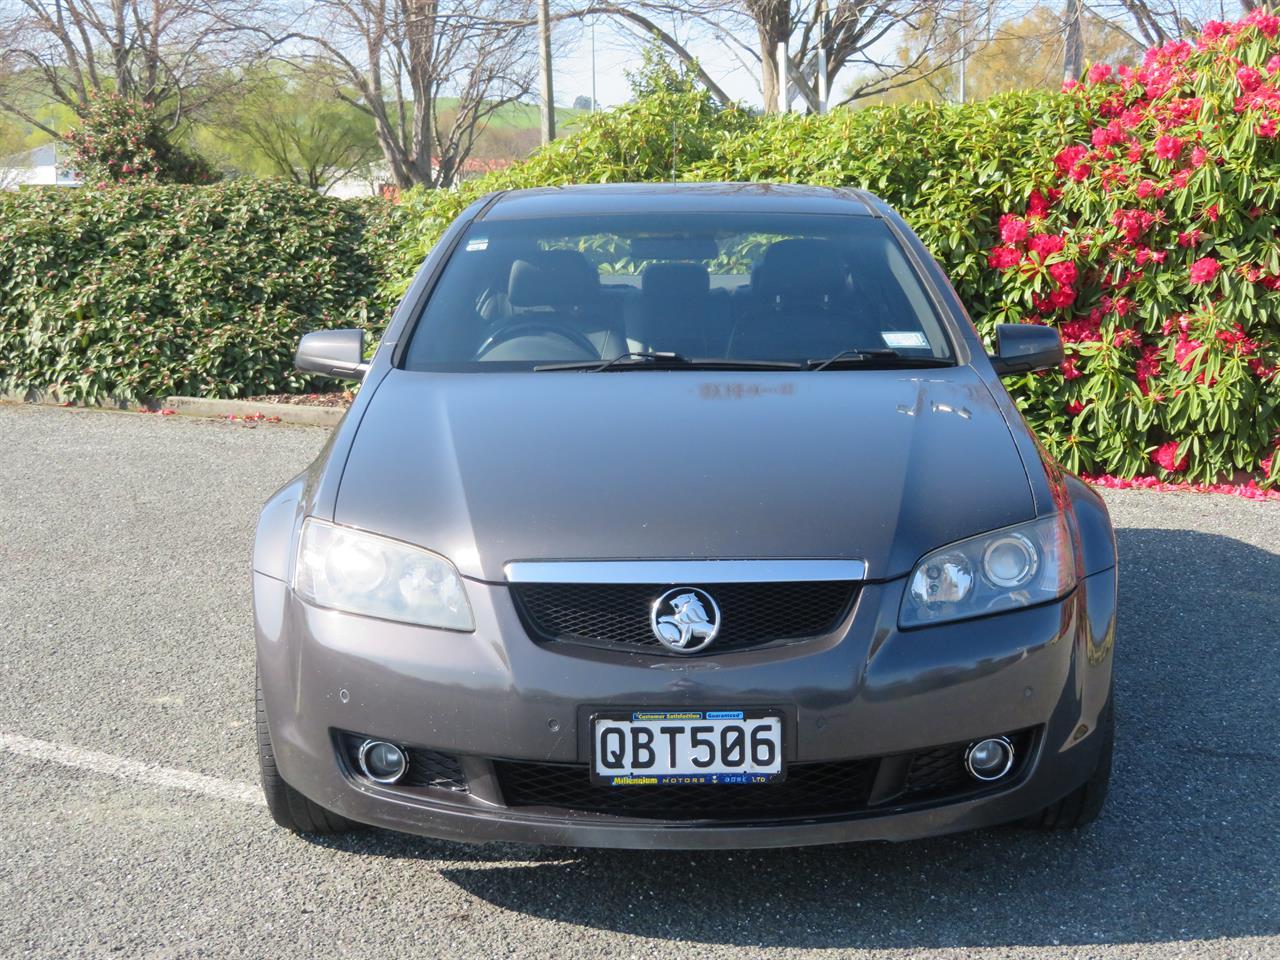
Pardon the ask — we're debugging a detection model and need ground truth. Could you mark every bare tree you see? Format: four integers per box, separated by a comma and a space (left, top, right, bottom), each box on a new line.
582, 0, 983, 112
1084, 0, 1219, 49
0, 0, 278, 134
558, 3, 738, 103
289, 1, 538, 189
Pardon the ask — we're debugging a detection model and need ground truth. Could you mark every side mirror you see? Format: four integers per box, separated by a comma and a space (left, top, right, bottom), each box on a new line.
989, 323, 1064, 376
294, 329, 368, 380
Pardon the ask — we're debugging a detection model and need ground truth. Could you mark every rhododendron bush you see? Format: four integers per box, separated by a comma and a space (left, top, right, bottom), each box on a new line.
984, 10, 1280, 484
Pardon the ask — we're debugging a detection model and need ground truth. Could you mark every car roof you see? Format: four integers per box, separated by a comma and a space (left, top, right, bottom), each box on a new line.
480, 182, 880, 220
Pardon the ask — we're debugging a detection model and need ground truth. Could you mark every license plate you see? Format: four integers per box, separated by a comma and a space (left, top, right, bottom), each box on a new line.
591, 710, 784, 785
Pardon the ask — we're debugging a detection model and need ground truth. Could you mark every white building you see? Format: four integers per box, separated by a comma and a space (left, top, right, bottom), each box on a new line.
324, 165, 386, 199
0, 143, 81, 190
323, 156, 513, 199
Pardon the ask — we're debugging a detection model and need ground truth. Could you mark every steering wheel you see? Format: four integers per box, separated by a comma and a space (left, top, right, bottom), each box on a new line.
475, 321, 599, 360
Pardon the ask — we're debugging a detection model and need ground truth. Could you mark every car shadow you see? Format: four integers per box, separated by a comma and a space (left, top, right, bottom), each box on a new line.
311, 527, 1280, 950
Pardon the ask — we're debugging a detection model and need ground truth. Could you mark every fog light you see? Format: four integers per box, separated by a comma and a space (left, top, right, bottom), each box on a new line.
965, 736, 1014, 781
358, 739, 408, 784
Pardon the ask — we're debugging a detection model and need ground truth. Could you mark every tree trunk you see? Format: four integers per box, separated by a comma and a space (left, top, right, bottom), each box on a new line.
405, 0, 438, 187
537, 0, 555, 144
1063, 0, 1085, 86
759, 25, 780, 113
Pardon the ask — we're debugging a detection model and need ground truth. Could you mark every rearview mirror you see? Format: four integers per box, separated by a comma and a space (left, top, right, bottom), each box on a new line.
295, 329, 368, 380
989, 323, 1064, 376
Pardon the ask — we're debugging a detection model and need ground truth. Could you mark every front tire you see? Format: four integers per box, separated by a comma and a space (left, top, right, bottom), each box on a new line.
256, 672, 354, 835
1024, 696, 1114, 830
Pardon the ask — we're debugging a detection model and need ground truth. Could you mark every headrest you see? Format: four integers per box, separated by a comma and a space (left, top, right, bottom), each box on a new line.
753, 239, 847, 304
642, 262, 710, 302
508, 249, 599, 308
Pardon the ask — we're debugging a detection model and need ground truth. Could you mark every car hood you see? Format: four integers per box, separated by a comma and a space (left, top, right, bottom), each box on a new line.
334, 367, 1036, 582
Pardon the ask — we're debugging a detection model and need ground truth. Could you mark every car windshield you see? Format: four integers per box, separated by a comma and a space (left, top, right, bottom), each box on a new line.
401, 211, 954, 371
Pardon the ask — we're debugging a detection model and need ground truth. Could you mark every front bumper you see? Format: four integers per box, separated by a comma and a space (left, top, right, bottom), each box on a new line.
254, 567, 1116, 849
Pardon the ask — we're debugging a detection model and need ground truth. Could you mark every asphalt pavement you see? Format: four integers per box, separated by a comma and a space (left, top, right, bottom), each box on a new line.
0, 402, 1277, 959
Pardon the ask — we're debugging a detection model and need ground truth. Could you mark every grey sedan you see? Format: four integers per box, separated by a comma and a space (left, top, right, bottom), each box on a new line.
252, 183, 1116, 849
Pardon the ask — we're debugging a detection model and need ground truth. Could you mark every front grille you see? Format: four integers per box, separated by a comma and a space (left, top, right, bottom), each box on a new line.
511, 581, 858, 654
402, 748, 468, 792
491, 728, 1040, 821
494, 758, 878, 820
899, 746, 969, 801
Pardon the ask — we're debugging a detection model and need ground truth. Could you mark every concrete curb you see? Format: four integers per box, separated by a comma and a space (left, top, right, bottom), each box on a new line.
162, 396, 347, 428
1, 389, 346, 428
1, 387, 144, 411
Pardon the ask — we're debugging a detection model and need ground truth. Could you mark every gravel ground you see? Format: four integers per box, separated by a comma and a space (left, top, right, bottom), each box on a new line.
0, 401, 1277, 960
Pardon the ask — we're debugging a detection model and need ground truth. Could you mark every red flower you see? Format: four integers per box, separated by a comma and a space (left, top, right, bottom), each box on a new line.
1061, 315, 1102, 342
1153, 441, 1189, 473
1190, 145, 1209, 167
1204, 203, 1220, 222
1113, 328, 1141, 348
1175, 334, 1205, 370
1200, 21, 1228, 43
1189, 257, 1220, 284
1136, 344, 1163, 394
1028, 233, 1066, 258
1154, 135, 1183, 160
1000, 216, 1029, 244
1049, 261, 1079, 286
1066, 400, 1087, 416
1026, 189, 1056, 219
1260, 118, 1279, 138
1216, 324, 1260, 354
1111, 208, 1157, 242
1178, 228, 1203, 247
1136, 179, 1157, 198
1087, 63, 1113, 84
1049, 286, 1077, 309
1053, 146, 1088, 177
1248, 10, 1280, 37
1060, 357, 1084, 380
1238, 66, 1264, 91
987, 246, 1022, 269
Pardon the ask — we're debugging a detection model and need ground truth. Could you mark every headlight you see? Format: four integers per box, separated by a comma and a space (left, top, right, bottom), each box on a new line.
293, 518, 474, 631
899, 514, 1076, 628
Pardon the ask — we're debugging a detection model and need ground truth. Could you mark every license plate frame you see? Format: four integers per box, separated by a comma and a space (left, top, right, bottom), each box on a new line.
589, 708, 786, 786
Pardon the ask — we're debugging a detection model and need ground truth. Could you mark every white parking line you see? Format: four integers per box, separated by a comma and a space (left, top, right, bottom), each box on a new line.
0, 731, 265, 807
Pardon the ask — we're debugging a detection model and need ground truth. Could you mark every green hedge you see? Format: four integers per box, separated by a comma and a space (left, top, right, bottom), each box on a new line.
0, 179, 403, 401
386, 17, 1280, 483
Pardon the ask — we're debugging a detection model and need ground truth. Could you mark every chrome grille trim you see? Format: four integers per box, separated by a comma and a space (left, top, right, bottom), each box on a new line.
503, 559, 867, 585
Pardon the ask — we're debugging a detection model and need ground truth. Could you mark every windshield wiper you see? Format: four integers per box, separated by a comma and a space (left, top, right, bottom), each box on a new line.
535, 352, 803, 372
807, 348, 954, 371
